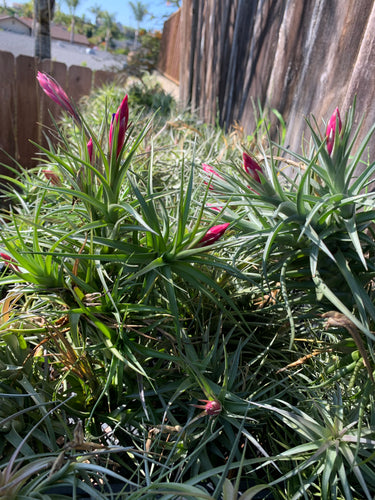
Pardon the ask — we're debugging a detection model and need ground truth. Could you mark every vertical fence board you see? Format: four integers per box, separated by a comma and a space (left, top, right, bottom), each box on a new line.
0, 50, 117, 172
94, 70, 118, 89
164, 0, 375, 158
16, 55, 39, 168
0, 51, 16, 174
157, 9, 181, 84
68, 65, 92, 104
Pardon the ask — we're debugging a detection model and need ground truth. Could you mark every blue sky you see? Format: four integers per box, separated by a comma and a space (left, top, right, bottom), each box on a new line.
74, 0, 179, 31
12, 1, 180, 31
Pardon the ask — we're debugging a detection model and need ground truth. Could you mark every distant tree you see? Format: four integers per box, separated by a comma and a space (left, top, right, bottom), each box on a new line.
65, 0, 80, 43
89, 3, 102, 26
129, 1, 148, 48
0, 4, 12, 14
100, 11, 117, 51
18, 0, 34, 18
34, 0, 55, 59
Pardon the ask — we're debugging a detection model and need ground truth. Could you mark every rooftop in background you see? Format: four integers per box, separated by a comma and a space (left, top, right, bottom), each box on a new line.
0, 14, 89, 46
0, 30, 126, 71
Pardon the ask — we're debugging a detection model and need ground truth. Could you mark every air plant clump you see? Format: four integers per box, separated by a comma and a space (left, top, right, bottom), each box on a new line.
1, 71, 375, 500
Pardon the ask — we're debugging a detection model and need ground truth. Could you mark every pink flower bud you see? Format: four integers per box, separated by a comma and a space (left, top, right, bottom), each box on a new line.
192, 399, 222, 416
198, 223, 230, 247
0, 253, 20, 272
42, 170, 61, 186
202, 163, 223, 190
326, 107, 342, 155
37, 72, 80, 123
109, 95, 129, 158
87, 137, 93, 163
206, 203, 223, 212
243, 152, 262, 183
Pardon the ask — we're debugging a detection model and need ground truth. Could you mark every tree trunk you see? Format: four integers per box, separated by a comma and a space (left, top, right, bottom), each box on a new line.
70, 16, 75, 43
105, 27, 110, 51
34, 0, 55, 60
133, 29, 139, 49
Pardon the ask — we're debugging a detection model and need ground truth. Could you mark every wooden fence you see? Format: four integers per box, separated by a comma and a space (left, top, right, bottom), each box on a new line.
159, 0, 375, 161
157, 9, 181, 84
0, 50, 118, 173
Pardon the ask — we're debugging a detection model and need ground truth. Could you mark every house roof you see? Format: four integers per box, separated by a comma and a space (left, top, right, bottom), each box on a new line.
0, 14, 31, 31
18, 16, 33, 28
0, 15, 89, 46
49, 23, 90, 46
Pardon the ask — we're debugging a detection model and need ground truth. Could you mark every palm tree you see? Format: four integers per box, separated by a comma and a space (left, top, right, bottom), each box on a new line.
100, 11, 117, 51
19, 0, 34, 18
34, 0, 55, 59
129, 1, 148, 48
65, 0, 79, 43
89, 3, 102, 26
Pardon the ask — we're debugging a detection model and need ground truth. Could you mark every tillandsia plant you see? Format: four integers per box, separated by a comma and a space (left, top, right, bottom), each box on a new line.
249, 387, 375, 500
202, 101, 375, 350
0, 72, 259, 483
4, 70, 375, 499
35, 71, 151, 239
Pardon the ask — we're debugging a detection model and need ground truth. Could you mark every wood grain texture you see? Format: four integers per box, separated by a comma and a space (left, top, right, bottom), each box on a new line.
0, 51, 118, 169
161, 0, 375, 160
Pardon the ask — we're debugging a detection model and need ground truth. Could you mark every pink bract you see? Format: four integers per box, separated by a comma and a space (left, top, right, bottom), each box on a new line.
326, 107, 342, 155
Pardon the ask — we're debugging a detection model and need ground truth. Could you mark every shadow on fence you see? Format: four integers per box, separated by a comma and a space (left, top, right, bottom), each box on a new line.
0, 50, 119, 174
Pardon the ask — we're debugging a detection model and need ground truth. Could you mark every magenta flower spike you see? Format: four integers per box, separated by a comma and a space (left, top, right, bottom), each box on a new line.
109, 95, 129, 158
202, 163, 222, 178
87, 137, 94, 163
206, 203, 223, 213
37, 72, 80, 122
0, 253, 20, 272
243, 152, 262, 183
326, 107, 342, 155
198, 223, 230, 247
202, 163, 223, 190
42, 170, 62, 186
192, 399, 222, 416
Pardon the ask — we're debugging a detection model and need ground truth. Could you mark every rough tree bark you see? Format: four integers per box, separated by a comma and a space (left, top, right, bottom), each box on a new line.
34, 0, 55, 60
